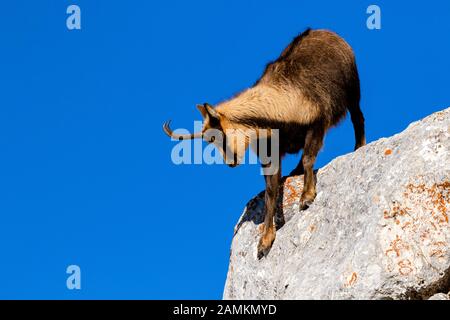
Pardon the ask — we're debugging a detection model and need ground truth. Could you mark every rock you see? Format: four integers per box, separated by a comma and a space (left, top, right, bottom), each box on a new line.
428, 293, 449, 300
223, 107, 450, 300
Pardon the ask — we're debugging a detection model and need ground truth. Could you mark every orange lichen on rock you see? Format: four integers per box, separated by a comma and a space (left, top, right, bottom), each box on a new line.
344, 272, 358, 288
429, 241, 447, 258
386, 235, 410, 258
282, 177, 303, 208
381, 179, 450, 277
398, 259, 414, 276
405, 181, 449, 224
384, 202, 409, 219
384, 149, 393, 156
401, 222, 411, 230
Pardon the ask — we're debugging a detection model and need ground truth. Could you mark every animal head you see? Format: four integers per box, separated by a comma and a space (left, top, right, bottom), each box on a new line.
163, 103, 252, 167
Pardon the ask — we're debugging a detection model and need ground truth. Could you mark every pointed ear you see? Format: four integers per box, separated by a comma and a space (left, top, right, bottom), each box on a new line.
196, 103, 220, 123
196, 104, 208, 119
204, 103, 219, 121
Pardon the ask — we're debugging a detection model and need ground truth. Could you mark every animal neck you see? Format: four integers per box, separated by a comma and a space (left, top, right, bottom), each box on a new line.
216, 84, 311, 129
216, 85, 280, 125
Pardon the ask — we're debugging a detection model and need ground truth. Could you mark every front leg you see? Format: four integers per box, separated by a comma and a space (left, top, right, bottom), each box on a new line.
257, 163, 281, 259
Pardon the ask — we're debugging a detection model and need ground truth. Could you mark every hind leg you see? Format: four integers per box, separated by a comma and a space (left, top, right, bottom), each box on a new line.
300, 124, 325, 210
349, 103, 366, 150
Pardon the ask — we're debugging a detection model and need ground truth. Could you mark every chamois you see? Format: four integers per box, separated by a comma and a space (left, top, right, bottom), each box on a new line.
163, 29, 366, 259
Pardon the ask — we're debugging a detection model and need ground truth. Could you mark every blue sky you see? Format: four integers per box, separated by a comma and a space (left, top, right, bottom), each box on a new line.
0, 1, 448, 299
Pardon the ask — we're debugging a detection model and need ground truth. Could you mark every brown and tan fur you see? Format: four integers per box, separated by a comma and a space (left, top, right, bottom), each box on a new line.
164, 29, 366, 259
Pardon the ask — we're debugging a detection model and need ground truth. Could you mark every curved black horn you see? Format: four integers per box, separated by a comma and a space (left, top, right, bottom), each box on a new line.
163, 120, 203, 140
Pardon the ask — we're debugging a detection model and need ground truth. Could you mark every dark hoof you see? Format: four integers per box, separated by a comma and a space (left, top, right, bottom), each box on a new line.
257, 232, 275, 260
299, 199, 313, 210
257, 247, 270, 260
257, 242, 273, 260
275, 216, 285, 230
300, 192, 315, 210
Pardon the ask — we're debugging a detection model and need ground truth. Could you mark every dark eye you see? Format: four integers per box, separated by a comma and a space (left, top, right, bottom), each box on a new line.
209, 136, 216, 143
